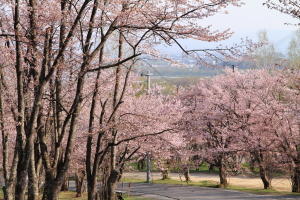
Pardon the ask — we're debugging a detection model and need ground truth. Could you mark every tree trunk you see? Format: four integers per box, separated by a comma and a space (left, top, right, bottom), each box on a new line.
13, 0, 26, 198
99, 169, 120, 200
254, 150, 272, 189
292, 163, 300, 192
61, 175, 69, 191
258, 165, 271, 189
75, 171, 86, 197
219, 161, 228, 188
209, 164, 215, 173
107, 170, 119, 200
137, 159, 145, 170
28, 160, 39, 200
146, 153, 152, 183
100, 30, 123, 200
86, 135, 98, 200
87, 182, 97, 200
15, 165, 27, 200
86, 46, 103, 200
161, 170, 169, 180
0, 68, 18, 200
183, 167, 190, 183
42, 176, 61, 200
2, 186, 14, 200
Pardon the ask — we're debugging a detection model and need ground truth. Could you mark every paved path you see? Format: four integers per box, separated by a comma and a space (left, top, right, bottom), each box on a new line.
119, 183, 300, 200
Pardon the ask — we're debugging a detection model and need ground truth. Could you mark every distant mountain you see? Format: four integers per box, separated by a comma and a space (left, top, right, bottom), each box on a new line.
136, 58, 258, 78
156, 29, 295, 56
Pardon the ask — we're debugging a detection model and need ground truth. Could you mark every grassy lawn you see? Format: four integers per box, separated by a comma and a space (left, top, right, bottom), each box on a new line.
153, 178, 218, 188
227, 185, 300, 196
122, 177, 219, 188
58, 192, 87, 200
122, 177, 300, 196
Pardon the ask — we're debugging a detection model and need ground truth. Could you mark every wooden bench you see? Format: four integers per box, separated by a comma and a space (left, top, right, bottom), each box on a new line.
115, 190, 127, 200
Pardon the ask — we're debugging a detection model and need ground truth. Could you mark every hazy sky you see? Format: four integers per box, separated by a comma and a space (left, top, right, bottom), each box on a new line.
161, 0, 299, 55
208, 0, 298, 32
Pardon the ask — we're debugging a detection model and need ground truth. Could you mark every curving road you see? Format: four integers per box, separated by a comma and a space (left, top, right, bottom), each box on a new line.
119, 183, 300, 200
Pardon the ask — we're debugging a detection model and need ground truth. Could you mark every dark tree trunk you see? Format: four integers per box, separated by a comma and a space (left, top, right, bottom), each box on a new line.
255, 150, 272, 189
2, 186, 14, 200
42, 169, 69, 200
13, 0, 26, 198
209, 164, 215, 173
183, 167, 191, 182
292, 162, 300, 193
219, 160, 228, 188
257, 159, 271, 189
61, 175, 69, 191
259, 165, 271, 189
161, 170, 169, 180
107, 170, 120, 200
15, 164, 27, 200
137, 159, 145, 170
28, 159, 39, 200
99, 169, 120, 200
42, 179, 61, 200
87, 182, 97, 200
75, 171, 86, 197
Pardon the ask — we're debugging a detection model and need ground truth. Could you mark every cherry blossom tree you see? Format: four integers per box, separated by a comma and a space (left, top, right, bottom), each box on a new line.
180, 72, 244, 188
82, 67, 184, 199
180, 69, 299, 190
264, 0, 300, 23
0, 0, 246, 199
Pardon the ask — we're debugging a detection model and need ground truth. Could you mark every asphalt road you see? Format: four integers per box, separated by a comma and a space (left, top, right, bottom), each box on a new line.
118, 183, 300, 200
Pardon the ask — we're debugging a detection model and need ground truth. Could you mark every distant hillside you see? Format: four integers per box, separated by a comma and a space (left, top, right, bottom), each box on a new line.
136, 58, 256, 78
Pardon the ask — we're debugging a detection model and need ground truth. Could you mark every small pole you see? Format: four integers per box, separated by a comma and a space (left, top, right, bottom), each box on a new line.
141, 70, 152, 94
141, 71, 153, 183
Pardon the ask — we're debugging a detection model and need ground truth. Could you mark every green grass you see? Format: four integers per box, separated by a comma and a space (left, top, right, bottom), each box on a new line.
227, 185, 300, 196
121, 177, 219, 188
121, 177, 147, 183
0, 189, 3, 200
153, 178, 218, 188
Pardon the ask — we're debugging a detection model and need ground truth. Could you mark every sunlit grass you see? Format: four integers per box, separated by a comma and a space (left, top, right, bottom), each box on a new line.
227, 185, 299, 196
121, 177, 219, 188
58, 191, 87, 200
153, 178, 219, 188
121, 177, 147, 183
